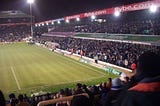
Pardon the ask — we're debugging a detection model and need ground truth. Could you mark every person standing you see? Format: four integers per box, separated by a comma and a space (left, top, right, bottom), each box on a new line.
121, 51, 160, 106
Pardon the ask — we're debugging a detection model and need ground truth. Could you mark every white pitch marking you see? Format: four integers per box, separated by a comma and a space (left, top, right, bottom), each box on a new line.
11, 66, 21, 90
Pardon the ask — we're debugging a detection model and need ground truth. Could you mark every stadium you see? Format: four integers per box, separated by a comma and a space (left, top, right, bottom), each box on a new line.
0, 0, 160, 106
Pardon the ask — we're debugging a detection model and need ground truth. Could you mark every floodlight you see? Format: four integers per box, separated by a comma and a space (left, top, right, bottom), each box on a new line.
98, 19, 103, 23
27, 0, 34, 4
57, 21, 61, 24
76, 18, 80, 21
52, 21, 54, 24
150, 5, 157, 13
27, 0, 35, 37
35, 24, 37, 27
46, 22, 49, 25
42, 23, 44, 26
66, 20, 69, 23
114, 11, 120, 17
91, 15, 96, 20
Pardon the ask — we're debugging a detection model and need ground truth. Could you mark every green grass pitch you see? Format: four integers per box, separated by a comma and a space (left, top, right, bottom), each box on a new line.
0, 43, 115, 97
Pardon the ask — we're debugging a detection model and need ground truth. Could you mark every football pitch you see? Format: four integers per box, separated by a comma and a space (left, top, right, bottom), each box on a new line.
0, 43, 113, 96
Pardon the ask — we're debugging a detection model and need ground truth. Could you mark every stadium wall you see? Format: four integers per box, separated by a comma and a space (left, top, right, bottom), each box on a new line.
54, 48, 133, 75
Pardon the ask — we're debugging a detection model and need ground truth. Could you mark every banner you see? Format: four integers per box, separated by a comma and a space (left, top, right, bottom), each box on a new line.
102, 66, 121, 75
79, 58, 90, 64
36, 1, 160, 27
64, 0, 160, 20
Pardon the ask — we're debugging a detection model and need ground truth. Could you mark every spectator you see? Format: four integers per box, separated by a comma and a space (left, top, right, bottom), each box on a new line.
0, 90, 6, 106
71, 95, 92, 106
16, 94, 30, 106
0, 25, 30, 42
106, 78, 112, 91
82, 84, 94, 106
64, 88, 72, 96
120, 51, 160, 106
56, 89, 68, 106
9, 93, 18, 106
103, 78, 123, 106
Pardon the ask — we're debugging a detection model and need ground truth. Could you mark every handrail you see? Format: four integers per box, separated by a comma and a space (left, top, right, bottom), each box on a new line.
37, 93, 89, 106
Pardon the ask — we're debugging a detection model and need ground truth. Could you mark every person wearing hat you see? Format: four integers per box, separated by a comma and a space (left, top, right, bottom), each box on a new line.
103, 78, 123, 106
120, 51, 160, 106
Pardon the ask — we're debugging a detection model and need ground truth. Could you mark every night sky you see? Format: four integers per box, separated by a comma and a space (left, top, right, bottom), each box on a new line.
0, 0, 148, 21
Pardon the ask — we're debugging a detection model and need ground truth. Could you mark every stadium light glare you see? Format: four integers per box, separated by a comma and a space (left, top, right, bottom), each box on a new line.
38, 24, 41, 27
150, 5, 157, 13
35, 24, 37, 27
57, 21, 61, 24
114, 11, 120, 17
66, 20, 70, 23
27, 0, 34, 37
52, 21, 54, 24
91, 15, 96, 20
42, 23, 44, 26
46, 22, 49, 25
76, 17, 80, 21
27, 0, 34, 4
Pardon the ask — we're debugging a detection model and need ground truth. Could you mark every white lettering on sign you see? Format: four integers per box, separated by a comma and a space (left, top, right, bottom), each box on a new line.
115, 2, 153, 12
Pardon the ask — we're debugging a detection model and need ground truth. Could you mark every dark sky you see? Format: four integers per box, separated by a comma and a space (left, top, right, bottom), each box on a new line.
0, 0, 148, 21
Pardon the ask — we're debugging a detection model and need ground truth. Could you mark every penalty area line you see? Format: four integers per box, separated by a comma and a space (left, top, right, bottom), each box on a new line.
11, 66, 21, 90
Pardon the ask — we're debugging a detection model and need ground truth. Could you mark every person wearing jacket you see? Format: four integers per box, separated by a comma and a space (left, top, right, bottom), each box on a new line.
121, 51, 160, 106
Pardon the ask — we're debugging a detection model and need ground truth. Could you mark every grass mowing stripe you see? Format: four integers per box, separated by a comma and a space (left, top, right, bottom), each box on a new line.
10, 66, 21, 90
0, 43, 116, 99
53, 52, 106, 75
8, 75, 105, 93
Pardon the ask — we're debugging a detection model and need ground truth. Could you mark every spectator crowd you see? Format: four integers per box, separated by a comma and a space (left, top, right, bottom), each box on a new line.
37, 36, 160, 69
0, 25, 30, 42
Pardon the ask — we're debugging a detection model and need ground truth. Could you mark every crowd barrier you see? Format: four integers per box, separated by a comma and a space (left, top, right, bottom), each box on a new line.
38, 93, 89, 106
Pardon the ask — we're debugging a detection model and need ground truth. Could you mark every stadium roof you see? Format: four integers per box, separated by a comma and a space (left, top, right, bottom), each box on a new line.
0, 0, 150, 21
0, 10, 31, 18
35, 0, 160, 25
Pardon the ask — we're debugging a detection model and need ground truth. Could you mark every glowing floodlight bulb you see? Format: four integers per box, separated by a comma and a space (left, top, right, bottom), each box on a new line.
150, 5, 158, 13
27, 0, 34, 4
66, 20, 70, 23
114, 11, 120, 17
57, 21, 61, 24
76, 17, 80, 21
91, 15, 96, 20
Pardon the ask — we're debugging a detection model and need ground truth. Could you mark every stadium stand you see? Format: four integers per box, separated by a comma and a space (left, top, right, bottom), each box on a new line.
0, 11, 32, 42
0, 25, 30, 42
34, 10, 160, 35
1, 1, 160, 106
36, 36, 160, 69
